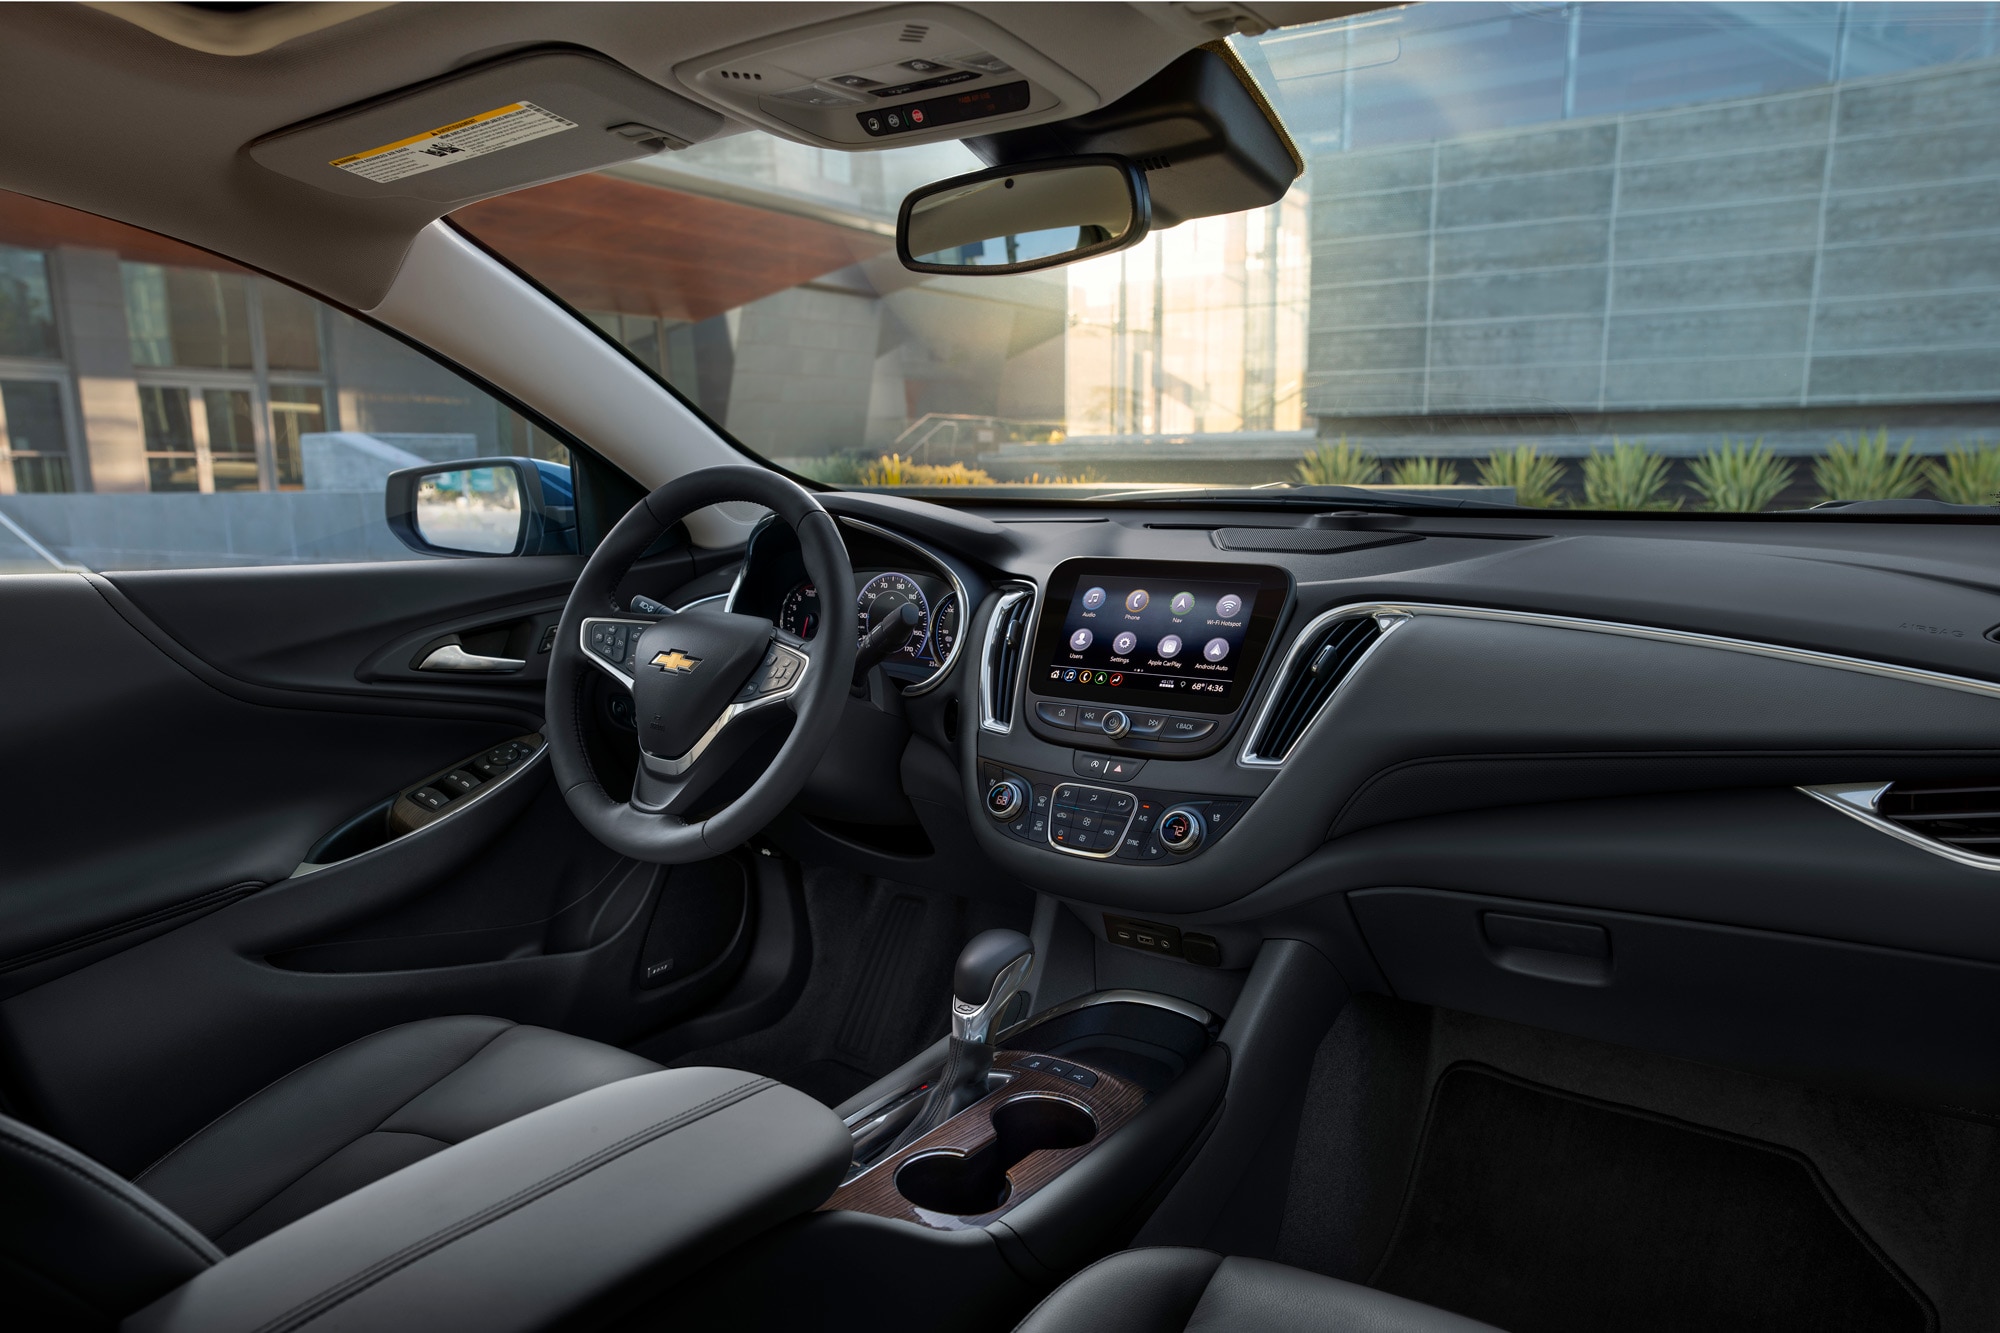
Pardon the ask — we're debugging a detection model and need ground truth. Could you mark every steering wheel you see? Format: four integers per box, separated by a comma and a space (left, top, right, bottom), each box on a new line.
547, 466, 855, 863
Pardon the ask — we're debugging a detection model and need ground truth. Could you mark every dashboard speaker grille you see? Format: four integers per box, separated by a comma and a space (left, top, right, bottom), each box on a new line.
1248, 616, 1382, 762
984, 589, 1033, 729
1876, 782, 2000, 852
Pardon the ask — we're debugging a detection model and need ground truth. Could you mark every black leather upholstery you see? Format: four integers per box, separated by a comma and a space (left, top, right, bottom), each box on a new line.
1014, 1249, 1506, 1333
0, 1112, 220, 1330
127, 1068, 853, 1333
135, 1015, 658, 1252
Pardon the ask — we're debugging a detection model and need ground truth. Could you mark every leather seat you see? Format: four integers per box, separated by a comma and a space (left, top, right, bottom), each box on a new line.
1014, 1248, 1504, 1333
137, 1015, 660, 1252
3, 1014, 656, 1330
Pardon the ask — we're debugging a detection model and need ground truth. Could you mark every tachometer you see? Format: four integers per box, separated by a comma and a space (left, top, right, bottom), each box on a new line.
926, 593, 959, 665
856, 572, 929, 657
778, 582, 820, 640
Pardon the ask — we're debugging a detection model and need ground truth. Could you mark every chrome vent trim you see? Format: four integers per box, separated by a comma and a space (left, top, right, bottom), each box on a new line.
1240, 610, 1406, 766
1803, 780, 2000, 872
980, 585, 1035, 734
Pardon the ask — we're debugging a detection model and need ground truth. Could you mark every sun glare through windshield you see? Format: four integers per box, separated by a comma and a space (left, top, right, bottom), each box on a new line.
452, 3, 2000, 510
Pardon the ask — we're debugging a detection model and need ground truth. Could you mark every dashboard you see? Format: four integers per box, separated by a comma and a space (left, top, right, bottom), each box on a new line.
730, 490, 2000, 1110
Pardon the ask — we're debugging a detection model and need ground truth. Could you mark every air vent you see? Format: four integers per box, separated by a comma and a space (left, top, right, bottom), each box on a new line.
1876, 782, 2000, 852
982, 588, 1034, 732
901, 23, 930, 43
1245, 615, 1384, 762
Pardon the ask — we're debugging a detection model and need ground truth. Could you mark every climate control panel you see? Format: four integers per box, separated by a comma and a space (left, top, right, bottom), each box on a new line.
979, 762, 1246, 862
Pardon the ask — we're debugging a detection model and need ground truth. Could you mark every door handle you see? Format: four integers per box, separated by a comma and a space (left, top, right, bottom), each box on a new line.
419, 643, 525, 673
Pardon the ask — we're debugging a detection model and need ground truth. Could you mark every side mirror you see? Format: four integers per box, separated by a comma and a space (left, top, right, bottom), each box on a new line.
897, 155, 1150, 276
385, 458, 577, 557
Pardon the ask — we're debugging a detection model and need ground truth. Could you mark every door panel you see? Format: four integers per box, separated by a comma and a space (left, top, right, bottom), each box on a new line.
0, 546, 810, 1176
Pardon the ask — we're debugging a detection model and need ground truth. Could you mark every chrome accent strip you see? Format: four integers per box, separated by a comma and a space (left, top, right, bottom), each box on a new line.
676, 592, 728, 612
292, 734, 548, 877
1043, 782, 1139, 861
1799, 781, 2000, 873
1238, 608, 1409, 767
1241, 600, 2000, 768
576, 616, 649, 689
837, 516, 971, 697
639, 640, 812, 781
979, 585, 1036, 734
952, 951, 1035, 1045
997, 988, 1218, 1042
418, 643, 524, 673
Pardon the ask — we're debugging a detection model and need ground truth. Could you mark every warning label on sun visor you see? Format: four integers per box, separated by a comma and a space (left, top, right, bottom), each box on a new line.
329, 102, 578, 183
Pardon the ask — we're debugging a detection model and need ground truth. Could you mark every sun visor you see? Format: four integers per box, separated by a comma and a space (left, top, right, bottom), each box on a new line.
962, 44, 1301, 229
248, 47, 724, 207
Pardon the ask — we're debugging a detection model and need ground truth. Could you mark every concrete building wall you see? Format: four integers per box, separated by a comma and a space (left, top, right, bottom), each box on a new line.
1307, 56, 2000, 424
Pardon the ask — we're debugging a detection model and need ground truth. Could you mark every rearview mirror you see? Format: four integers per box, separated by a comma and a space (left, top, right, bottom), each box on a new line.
897, 156, 1150, 276
385, 457, 577, 557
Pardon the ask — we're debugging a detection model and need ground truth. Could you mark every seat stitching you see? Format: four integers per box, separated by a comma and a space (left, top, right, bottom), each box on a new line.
248, 1076, 775, 1333
136, 1019, 516, 1185
0, 1123, 220, 1265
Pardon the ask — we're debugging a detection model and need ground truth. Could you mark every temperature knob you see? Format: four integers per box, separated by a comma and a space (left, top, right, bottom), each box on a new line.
1157, 806, 1205, 854
985, 777, 1029, 822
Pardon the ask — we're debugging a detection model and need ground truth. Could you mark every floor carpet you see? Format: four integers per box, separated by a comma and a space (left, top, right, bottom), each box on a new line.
1367, 1063, 1933, 1333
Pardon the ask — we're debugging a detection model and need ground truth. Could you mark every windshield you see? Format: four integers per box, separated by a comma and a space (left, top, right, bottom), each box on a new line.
459, 2, 2000, 512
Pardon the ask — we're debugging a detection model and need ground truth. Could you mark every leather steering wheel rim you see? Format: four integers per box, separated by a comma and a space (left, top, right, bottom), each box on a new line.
546, 465, 855, 863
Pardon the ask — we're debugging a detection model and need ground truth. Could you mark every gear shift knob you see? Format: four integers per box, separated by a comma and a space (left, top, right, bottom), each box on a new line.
951, 928, 1034, 1045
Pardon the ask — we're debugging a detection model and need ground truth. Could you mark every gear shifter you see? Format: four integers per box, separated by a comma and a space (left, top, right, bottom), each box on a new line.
894, 928, 1034, 1149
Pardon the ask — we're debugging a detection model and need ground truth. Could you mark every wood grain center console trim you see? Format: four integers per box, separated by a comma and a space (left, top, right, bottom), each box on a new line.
819, 1049, 1145, 1230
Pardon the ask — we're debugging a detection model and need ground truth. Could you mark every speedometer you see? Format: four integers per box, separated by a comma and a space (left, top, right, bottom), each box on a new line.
856, 572, 929, 657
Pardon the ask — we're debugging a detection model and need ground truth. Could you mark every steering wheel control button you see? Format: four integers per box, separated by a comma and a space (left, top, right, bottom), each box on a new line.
1101, 709, 1130, 738
985, 777, 1029, 822
1158, 806, 1206, 854
1160, 716, 1216, 742
1036, 702, 1077, 729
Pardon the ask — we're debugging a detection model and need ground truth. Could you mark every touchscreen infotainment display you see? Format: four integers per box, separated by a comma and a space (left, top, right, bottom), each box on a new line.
1031, 560, 1290, 715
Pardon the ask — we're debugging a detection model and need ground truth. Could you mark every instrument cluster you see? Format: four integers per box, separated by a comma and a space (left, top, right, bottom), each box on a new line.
777, 569, 961, 676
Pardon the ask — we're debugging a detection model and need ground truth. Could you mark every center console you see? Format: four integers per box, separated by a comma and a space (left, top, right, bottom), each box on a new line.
975, 558, 1293, 874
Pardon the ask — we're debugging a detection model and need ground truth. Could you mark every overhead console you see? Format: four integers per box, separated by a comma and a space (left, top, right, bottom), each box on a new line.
674, 6, 1098, 149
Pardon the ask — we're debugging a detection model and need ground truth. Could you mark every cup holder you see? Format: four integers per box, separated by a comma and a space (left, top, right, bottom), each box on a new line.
894, 1094, 1098, 1215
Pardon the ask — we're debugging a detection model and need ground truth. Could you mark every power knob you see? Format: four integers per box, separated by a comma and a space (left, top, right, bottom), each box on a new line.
985, 777, 1029, 822
1157, 805, 1206, 854
1101, 709, 1130, 739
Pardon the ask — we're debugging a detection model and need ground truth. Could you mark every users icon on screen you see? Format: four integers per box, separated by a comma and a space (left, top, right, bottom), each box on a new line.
1069, 628, 1094, 651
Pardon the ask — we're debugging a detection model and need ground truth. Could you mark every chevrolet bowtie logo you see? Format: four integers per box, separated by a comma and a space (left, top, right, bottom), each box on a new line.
651, 649, 703, 675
